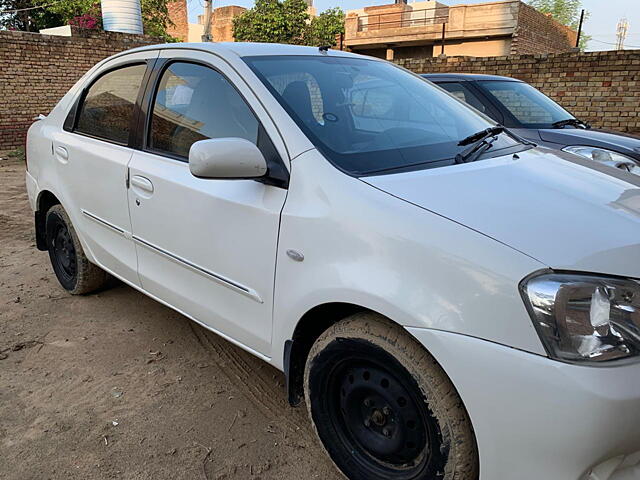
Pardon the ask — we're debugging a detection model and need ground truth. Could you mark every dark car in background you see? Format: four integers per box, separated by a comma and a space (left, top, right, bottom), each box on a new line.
423, 73, 640, 174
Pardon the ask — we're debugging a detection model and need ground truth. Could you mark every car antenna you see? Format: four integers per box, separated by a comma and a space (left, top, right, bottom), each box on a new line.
319, 45, 330, 53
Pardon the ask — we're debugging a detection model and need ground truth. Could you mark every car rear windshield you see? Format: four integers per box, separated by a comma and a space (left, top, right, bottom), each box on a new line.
479, 80, 575, 129
244, 55, 520, 175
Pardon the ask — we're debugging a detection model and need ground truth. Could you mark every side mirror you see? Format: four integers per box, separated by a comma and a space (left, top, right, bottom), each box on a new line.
189, 138, 267, 179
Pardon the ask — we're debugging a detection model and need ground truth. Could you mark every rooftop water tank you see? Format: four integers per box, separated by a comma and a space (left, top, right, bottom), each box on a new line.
101, 0, 143, 34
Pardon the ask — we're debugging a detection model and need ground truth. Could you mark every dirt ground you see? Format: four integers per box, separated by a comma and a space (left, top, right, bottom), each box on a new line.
0, 155, 341, 479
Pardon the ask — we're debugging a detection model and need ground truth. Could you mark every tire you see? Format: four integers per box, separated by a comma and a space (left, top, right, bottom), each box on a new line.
45, 204, 109, 295
304, 313, 478, 480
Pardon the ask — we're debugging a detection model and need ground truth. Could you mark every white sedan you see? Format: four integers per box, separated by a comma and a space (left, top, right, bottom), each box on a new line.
25, 42, 640, 480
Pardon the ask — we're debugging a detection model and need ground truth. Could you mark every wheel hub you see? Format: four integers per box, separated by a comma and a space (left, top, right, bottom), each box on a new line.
338, 365, 427, 465
369, 408, 387, 427
52, 224, 76, 278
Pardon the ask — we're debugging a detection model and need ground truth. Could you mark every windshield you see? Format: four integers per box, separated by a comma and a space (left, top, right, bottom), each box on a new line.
244, 55, 521, 175
479, 80, 574, 129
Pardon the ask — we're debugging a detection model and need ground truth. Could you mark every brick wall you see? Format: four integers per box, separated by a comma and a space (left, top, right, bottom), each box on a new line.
396, 49, 640, 135
512, 2, 577, 54
0, 28, 161, 150
1, 29, 638, 149
167, 0, 188, 42
212, 6, 247, 42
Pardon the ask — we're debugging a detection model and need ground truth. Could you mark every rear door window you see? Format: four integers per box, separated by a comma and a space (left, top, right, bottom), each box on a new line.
75, 64, 146, 144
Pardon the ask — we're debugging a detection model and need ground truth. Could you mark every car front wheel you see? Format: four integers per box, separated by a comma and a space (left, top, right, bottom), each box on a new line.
304, 313, 478, 480
45, 204, 109, 295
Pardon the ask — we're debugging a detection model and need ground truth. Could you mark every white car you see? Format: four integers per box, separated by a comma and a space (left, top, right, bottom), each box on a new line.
25, 43, 640, 480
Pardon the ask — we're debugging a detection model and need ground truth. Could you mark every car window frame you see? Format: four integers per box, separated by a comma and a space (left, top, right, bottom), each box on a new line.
64, 61, 153, 147
142, 58, 257, 162
138, 56, 289, 188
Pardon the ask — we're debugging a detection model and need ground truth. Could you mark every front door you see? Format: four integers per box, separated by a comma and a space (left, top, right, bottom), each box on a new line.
127, 54, 288, 356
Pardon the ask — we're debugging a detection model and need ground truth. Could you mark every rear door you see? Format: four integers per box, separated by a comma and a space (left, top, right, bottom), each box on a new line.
52, 51, 158, 285
127, 51, 289, 356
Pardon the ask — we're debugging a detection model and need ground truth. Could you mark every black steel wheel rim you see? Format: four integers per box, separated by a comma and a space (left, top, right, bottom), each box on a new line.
50, 220, 77, 283
314, 340, 445, 479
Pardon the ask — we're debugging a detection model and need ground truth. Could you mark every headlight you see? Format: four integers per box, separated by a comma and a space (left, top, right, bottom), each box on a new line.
521, 272, 640, 364
563, 145, 640, 174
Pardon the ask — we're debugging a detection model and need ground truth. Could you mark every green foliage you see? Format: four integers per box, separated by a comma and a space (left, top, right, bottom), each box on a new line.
527, 0, 591, 49
0, 0, 65, 31
233, 0, 345, 47
141, 0, 178, 41
47, 0, 97, 25
233, 0, 309, 44
0, 0, 177, 40
305, 7, 345, 47
4, 147, 25, 163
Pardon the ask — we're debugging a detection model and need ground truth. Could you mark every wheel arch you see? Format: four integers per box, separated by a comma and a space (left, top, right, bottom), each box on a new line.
34, 190, 61, 250
285, 302, 416, 407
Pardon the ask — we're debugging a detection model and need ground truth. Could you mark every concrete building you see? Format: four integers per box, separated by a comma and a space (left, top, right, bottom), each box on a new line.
343, 0, 578, 60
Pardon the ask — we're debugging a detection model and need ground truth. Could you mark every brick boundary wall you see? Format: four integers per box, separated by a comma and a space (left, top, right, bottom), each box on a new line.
1, 29, 639, 149
0, 28, 162, 150
396, 50, 640, 135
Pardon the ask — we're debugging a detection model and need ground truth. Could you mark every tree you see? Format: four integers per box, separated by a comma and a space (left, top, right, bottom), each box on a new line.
139, 0, 175, 40
527, 0, 590, 50
305, 7, 345, 47
233, 0, 345, 47
0, 0, 65, 31
233, 0, 309, 45
0, 0, 176, 40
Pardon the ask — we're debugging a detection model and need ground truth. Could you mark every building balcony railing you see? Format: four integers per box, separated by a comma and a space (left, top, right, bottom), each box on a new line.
356, 7, 450, 32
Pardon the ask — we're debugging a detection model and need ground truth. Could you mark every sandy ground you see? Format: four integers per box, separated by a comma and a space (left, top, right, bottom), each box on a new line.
0, 155, 341, 479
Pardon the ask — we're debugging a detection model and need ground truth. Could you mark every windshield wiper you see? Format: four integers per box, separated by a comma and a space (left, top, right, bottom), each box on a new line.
455, 135, 500, 164
552, 118, 590, 129
458, 126, 504, 146
455, 126, 504, 164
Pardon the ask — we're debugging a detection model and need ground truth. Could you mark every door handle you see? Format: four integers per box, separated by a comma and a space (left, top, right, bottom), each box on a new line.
54, 146, 69, 163
130, 175, 154, 194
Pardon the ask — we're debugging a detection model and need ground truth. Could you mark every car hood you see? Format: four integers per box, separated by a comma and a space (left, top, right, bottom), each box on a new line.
539, 127, 640, 159
363, 147, 640, 278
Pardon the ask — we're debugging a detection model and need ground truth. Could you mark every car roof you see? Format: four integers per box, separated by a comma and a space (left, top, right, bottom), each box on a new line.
422, 73, 522, 82
109, 42, 368, 62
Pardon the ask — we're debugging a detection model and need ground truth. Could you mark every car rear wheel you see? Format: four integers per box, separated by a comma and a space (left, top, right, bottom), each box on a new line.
45, 204, 109, 295
304, 313, 478, 480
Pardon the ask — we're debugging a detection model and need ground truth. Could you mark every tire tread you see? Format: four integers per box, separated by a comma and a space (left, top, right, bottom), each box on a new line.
46, 205, 109, 295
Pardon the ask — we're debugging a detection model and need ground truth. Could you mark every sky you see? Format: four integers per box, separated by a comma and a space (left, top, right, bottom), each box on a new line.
187, 0, 639, 52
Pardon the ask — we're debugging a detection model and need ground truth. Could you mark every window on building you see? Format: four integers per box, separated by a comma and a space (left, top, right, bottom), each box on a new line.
149, 62, 259, 159
75, 64, 146, 144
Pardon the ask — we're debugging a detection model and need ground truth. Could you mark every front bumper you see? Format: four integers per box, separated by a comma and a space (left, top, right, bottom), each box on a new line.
407, 327, 640, 480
